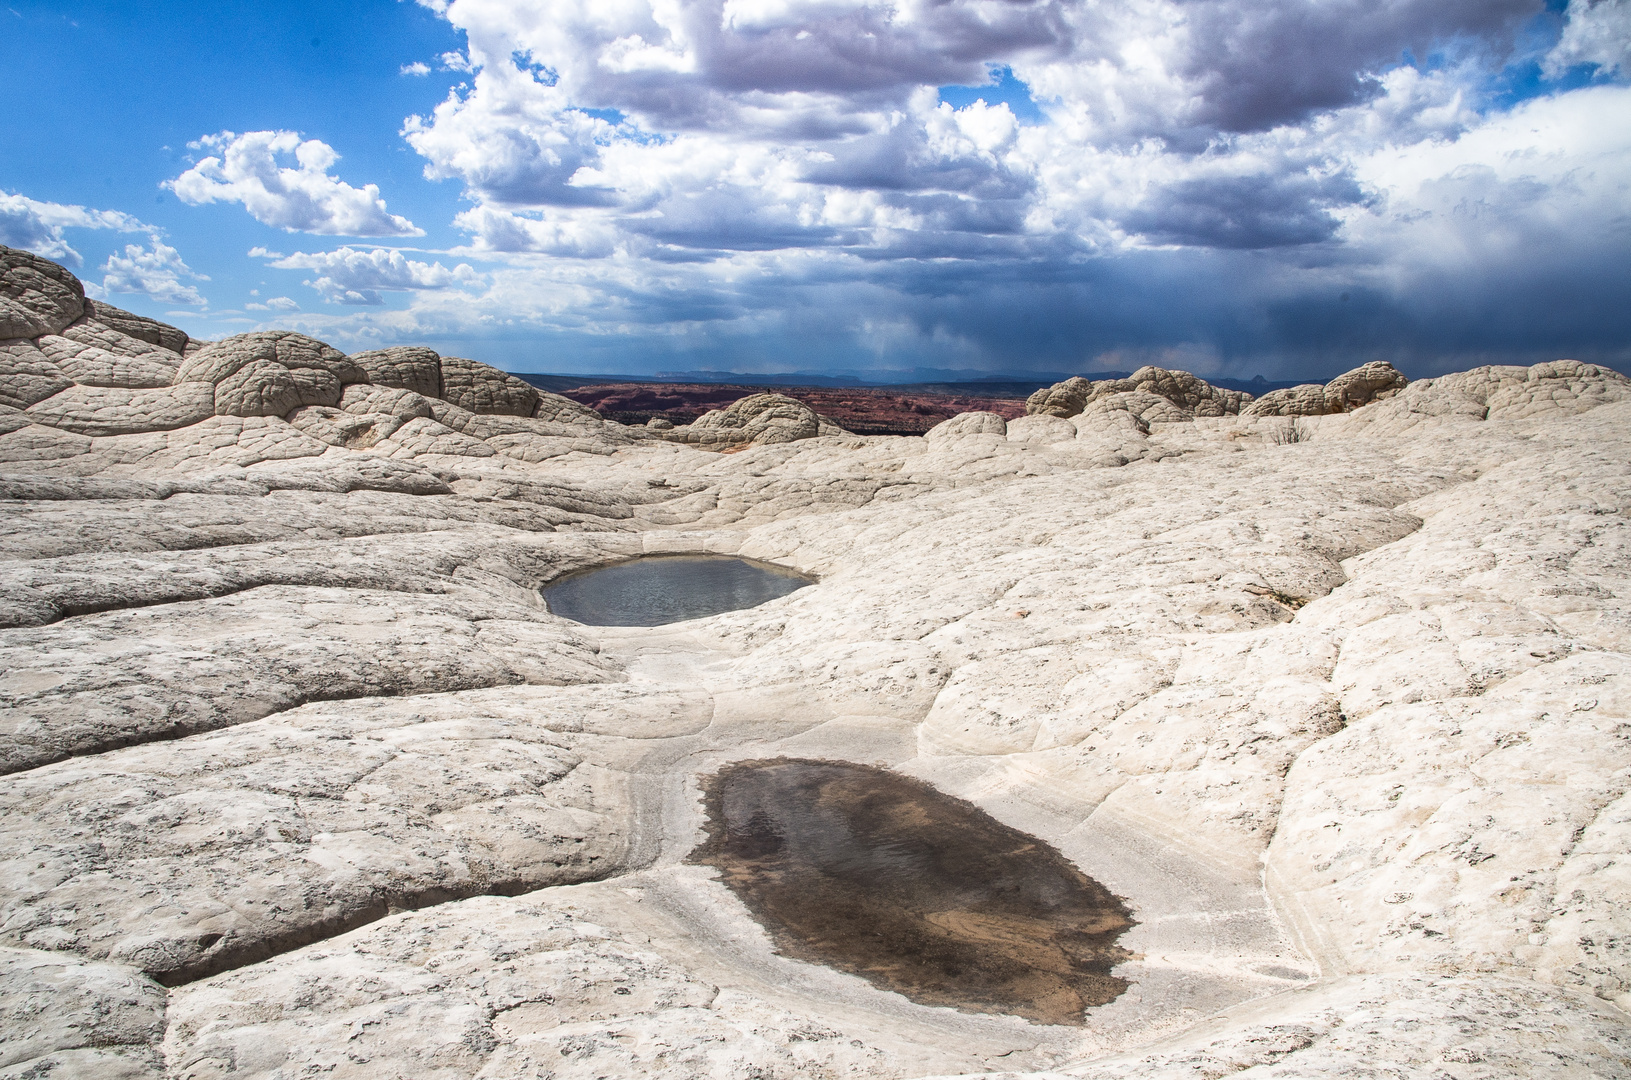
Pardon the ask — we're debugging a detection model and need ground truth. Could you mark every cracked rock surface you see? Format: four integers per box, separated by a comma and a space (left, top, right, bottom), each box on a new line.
2, 246, 1631, 1078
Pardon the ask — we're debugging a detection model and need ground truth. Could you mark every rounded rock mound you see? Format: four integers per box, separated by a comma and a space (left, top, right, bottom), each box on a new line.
348, 345, 443, 399
176, 332, 365, 417
1, 246, 86, 339
1026, 365, 1252, 420
1243, 361, 1408, 417
925, 411, 1008, 439
83, 299, 190, 355
651, 392, 851, 450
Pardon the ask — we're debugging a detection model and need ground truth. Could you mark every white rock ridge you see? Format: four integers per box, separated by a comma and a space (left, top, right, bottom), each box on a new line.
2, 242, 1631, 1077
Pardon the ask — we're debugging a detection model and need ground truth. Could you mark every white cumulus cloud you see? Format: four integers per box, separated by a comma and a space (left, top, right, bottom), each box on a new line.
0, 192, 157, 266
1547, 0, 1631, 75
168, 131, 424, 237
246, 296, 301, 312
93, 241, 209, 307
257, 245, 483, 305
402, 0, 1566, 264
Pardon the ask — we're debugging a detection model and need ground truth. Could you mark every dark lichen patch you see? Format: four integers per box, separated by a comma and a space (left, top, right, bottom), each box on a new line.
690, 758, 1135, 1025
541, 554, 813, 626
1244, 583, 1311, 609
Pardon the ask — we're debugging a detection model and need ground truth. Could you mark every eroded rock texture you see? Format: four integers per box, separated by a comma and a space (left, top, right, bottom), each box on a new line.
652, 391, 852, 449
83, 299, 190, 356
3, 245, 1631, 1078
0, 247, 84, 339
1026, 365, 1255, 420
1244, 361, 1411, 417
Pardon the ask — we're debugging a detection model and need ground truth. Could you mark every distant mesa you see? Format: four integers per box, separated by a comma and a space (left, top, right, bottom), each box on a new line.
552, 380, 1033, 436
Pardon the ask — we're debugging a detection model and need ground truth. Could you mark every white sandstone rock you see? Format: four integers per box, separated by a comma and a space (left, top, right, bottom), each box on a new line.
0, 246, 85, 338
24, 383, 216, 436
1026, 365, 1251, 420
348, 344, 443, 398
1, 250, 1629, 1078
58, 317, 185, 367
0, 947, 165, 1073
656, 392, 850, 450
37, 334, 178, 389
439, 354, 541, 417
0, 339, 73, 410
82, 299, 189, 356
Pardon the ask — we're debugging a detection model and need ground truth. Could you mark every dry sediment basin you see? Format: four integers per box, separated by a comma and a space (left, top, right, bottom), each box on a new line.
690, 758, 1137, 1025
542, 553, 814, 626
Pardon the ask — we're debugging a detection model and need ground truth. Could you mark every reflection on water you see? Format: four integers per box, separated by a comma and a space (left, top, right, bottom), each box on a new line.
542, 554, 813, 626
691, 759, 1135, 1025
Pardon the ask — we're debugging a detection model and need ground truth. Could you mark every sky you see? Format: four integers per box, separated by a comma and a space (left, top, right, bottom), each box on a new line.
2, 0, 1629, 382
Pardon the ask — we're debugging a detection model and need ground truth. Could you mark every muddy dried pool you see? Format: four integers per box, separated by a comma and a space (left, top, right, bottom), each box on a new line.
692, 759, 1136, 1025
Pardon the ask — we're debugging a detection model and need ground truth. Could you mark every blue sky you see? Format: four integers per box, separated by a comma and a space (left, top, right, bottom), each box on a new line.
3, 0, 1629, 381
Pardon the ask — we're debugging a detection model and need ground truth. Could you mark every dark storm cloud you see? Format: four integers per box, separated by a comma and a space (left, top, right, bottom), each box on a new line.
363, 0, 1631, 378
1121, 168, 1369, 249
1175, 0, 1545, 136
697, 2, 1073, 95
530, 0, 1072, 123
623, 198, 849, 250
547, 235, 1631, 379
801, 124, 1036, 199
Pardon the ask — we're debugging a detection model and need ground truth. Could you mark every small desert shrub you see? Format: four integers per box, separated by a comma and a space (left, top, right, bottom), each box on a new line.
1270, 418, 1311, 445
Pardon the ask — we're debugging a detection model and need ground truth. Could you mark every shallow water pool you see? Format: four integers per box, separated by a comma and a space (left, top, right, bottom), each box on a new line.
541, 554, 814, 626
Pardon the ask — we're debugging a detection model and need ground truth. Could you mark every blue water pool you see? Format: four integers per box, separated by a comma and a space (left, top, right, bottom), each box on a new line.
542, 554, 814, 626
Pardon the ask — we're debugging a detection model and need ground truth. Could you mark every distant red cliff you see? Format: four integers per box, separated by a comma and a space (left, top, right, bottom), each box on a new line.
559, 382, 1029, 435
